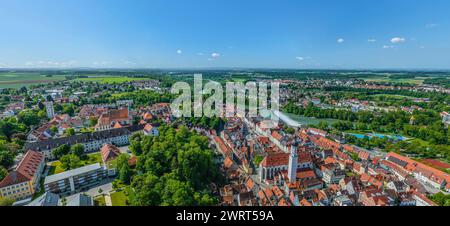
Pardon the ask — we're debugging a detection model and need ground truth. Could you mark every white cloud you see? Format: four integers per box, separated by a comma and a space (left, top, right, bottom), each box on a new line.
93, 61, 110, 66
123, 60, 137, 66
177, 49, 183, 54
383, 45, 394, 49
426, 23, 439, 29
391, 37, 405, 44
197, 52, 204, 56
207, 53, 221, 61
337, 38, 345, 43
211, 53, 220, 58
368, 39, 377, 42
25, 60, 78, 68
296, 57, 304, 61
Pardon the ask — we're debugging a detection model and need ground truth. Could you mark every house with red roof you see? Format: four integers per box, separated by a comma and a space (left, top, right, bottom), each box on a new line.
143, 123, 159, 136
0, 150, 45, 202
386, 152, 450, 190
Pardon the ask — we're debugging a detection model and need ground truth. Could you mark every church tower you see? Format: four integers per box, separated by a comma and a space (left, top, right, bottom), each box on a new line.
288, 142, 298, 183
44, 101, 55, 119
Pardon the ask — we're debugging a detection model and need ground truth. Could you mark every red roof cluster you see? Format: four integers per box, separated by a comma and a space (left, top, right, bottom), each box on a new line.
386, 152, 450, 186
260, 151, 312, 168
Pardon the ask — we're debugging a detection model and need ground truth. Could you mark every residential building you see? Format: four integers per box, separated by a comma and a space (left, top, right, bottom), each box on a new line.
95, 108, 132, 131
0, 150, 45, 202
100, 144, 122, 176
26, 192, 60, 206
24, 125, 144, 159
143, 123, 159, 136
44, 163, 107, 196
66, 193, 94, 206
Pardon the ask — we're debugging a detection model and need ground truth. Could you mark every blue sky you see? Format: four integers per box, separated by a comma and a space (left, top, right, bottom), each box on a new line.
0, 0, 450, 69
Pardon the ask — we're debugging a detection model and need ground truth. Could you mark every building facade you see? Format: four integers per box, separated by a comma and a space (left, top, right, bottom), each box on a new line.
0, 150, 45, 202
44, 163, 107, 196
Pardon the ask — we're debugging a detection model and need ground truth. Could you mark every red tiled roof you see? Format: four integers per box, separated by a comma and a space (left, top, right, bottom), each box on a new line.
224, 157, 234, 169
261, 152, 312, 168
278, 198, 290, 206
387, 152, 450, 185
100, 144, 121, 163
214, 136, 232, 156
296, 169, 316, 180
422, 159, 450, 169
0, 150, 44, 188
0, 171, 30, 188
128, 156, 137, 166
271, 131, 283, 141
299, 199, 312, 206
16, 150, 44, 180
310, 135, 341, 151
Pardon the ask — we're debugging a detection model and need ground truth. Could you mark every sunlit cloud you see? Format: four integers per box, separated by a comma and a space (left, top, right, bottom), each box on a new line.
391, 37, 405, 44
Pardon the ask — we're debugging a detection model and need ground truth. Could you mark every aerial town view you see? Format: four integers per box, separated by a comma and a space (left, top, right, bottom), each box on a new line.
1, 0, 450, 217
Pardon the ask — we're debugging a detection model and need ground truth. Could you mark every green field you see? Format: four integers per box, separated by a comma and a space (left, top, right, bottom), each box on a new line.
371, 94, 415, 100
48, 161, 65, 175
94, 195, 106, 206
0, 72, 151, 88
363, 76, 425, 85
284, 113, 340, 126
0, 72, 66, 88
74, 76, 149, 84
110, 191, 128, 206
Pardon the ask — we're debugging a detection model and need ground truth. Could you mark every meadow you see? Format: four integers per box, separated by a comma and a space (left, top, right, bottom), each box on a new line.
0, 72, 66, 88
74, 76, 150, 84
0, 72, 151, 88
362, 76, 425, 85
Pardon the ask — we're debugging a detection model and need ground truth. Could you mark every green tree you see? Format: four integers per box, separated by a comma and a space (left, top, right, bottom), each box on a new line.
70, 144, 85, 157
64, 128, 76, 136
0, 148, 14, 169
119, 164, 132, 184
18, 110, 40, 127
60, 154, 82, 170
0, 166, 7, 181
52, 144, 71, 159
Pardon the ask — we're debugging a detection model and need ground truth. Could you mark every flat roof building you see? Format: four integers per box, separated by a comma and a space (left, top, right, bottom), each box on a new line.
44, 163, 107, 196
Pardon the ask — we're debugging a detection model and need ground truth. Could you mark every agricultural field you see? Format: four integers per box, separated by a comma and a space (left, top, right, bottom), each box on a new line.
363, 76, 425, 85
0, 72, 66, 88
74, 76, 150, 84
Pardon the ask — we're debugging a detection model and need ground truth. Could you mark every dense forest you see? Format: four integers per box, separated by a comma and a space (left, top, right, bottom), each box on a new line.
125, 125, 222, 206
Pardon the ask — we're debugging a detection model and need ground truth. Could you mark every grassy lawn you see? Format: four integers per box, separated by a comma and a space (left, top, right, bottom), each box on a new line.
82, 152, 102, 165
47, 161, 65, 175
94, 195, 106, 206
74, 76, 149, 84
110, 191, 128, 206
48, 153, 102, 176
